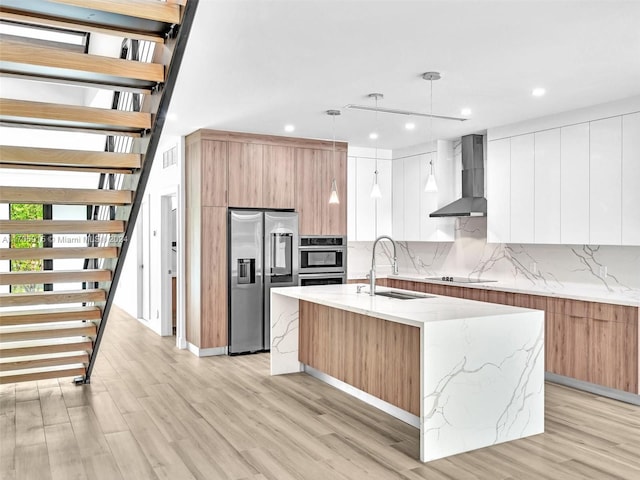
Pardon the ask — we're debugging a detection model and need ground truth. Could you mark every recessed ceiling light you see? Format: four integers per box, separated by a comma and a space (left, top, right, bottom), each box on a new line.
405, 122, 416, 130
460, 108, 472, 116
369, 132, 379, 140
166, 112, 178, 121
532, 87, 546, 97
284, 124, 295, 132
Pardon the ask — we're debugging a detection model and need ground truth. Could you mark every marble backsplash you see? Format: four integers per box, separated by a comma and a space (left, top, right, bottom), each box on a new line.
348, 218, 640, 303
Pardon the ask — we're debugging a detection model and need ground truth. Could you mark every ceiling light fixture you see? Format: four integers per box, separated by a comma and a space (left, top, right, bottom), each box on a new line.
405, 122, 416, 130
460, 108, 472, 117
284, 124, 295, 132
344, 104, 466, 122
532, 87, 546, 97
368, 93, 383, 199
369, 132, 379, 140
327, 109, 341, 204
423, 72, 439, 193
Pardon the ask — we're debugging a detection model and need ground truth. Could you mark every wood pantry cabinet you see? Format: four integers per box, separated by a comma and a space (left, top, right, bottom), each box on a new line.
382, 278, 639, 394
184, 129, 347, 351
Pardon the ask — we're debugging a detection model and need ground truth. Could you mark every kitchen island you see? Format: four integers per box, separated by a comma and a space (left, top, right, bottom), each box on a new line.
270, 284, 545, 462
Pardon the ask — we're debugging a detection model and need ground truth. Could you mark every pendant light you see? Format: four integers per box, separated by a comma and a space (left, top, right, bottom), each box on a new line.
423, 71, 440, 193
368, 93, 383, 199
327, 109, 341, 204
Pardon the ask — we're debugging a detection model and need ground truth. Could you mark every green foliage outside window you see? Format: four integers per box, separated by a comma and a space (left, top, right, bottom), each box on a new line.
9, 203, 44, 293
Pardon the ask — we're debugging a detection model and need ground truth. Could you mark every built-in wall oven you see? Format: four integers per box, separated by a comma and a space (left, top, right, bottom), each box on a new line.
298, 236, 346, 286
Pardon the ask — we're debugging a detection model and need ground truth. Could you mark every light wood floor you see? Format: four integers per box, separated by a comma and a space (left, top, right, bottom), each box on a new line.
1, 306, 639, 480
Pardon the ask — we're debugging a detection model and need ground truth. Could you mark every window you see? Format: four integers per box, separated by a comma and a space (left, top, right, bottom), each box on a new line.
9, 203, 44, 293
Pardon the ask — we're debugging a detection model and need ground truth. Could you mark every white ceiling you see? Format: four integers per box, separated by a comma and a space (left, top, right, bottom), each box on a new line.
162, 0, 640, 151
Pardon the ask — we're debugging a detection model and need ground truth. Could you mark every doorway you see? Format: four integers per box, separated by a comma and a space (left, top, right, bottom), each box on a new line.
160, 191, 178, 338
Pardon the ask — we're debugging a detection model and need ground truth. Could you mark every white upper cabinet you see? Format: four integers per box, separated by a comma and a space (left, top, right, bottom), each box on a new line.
347, 148, 393, 241
622, 112, 640, 245
487, 137, 511, 243
487, 98, 640, 246
509, 134, 535, 243
392, 158, 404, 239
347, 156, 357, 240
589, 116, 622, 245
560, 123, 590, 244
403, 155, 422, 241
534, 129, 561, 244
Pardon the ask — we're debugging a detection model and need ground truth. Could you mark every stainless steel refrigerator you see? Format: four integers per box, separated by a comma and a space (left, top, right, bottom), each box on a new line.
228, 210, 298, 354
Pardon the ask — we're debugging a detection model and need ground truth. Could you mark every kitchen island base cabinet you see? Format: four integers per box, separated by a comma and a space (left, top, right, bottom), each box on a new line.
271, 285, 545, 463
299, 301, 420, 416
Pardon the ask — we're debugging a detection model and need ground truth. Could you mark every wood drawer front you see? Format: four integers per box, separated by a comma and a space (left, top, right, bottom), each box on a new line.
591, 303, 638, 323
547, 298, 591, 317
299, 300, 420, 416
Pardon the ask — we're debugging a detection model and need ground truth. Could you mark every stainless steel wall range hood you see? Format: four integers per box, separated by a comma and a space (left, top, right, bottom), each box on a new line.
430, 134, 487, 217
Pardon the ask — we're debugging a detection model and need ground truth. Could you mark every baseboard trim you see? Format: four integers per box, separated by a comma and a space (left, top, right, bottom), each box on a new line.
187, 343, 227, 357
304, 365, 420, 428
545, 372, 640, 406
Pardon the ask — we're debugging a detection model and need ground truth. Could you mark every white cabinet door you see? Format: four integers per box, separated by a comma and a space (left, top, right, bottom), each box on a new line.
560, 123, 590, 244
590, 116, 622, 245
487, 138, 511, 243
392, 159, 404, 239
347, 156, 357, 240
355, 157, 376, 241
376, 159, 393, 237
534, 129, 561, 244
510, 134, 535, 243
622, 112, 640, 245
403, 156, 421, 241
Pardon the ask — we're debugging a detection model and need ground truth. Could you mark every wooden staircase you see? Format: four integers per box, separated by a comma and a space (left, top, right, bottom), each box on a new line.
0, 0, 198, 384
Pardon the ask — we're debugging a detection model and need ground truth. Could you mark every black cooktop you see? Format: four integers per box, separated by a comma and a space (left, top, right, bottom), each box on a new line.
426, 276, 498, 284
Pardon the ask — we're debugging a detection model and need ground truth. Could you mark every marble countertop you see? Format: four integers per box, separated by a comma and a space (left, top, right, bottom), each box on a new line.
348, 272, 640, 307
271, 284, 540, 328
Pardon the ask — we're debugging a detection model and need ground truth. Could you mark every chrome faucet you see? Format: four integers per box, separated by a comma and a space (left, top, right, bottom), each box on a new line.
369, 235, 398, 296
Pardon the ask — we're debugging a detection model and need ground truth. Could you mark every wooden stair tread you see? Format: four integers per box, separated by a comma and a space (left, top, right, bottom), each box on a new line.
49, 0, 182, 25
0, 98, 151, 132
0, 306, 101, 325
0, 364, 86, 384
0, 220, 124, 234
0, 269, 112, 286
0, 186, 132, 206
0, 337, 93, 358
1, 38, 165, 88
0, 351, 89, 371
0, 145, 141, 169
0, 288, 106, 307
0, 322, 97, 342
1, 321, 97, 334
0, 247, 118, 261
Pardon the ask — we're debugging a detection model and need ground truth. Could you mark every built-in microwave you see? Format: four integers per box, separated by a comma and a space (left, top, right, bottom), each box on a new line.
298, 236, 346, 274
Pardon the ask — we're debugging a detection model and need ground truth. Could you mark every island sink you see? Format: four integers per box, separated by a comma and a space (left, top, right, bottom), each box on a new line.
375, 290, 434, 300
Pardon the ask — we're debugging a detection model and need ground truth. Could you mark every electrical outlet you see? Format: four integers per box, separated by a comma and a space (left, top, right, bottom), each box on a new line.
599, 265, 607, 279
530, 262, 538, 275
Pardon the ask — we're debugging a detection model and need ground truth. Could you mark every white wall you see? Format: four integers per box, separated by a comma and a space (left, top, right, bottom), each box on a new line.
114, 145, 181, 336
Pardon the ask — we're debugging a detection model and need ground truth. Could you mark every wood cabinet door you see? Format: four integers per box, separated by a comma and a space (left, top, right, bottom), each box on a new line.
200, 206, 227, 349
263, 145, 295, 209
546, 313, 590, 382
201, 140, 228, 206
295, 148, 347, 235
588, 306, 638, 393
324, 148, 347, 235
295, 148, 323, 235
228, 142, 263, 207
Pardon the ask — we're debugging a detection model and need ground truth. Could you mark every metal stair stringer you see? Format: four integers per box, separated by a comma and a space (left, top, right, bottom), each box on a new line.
81, 0, 200, 384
